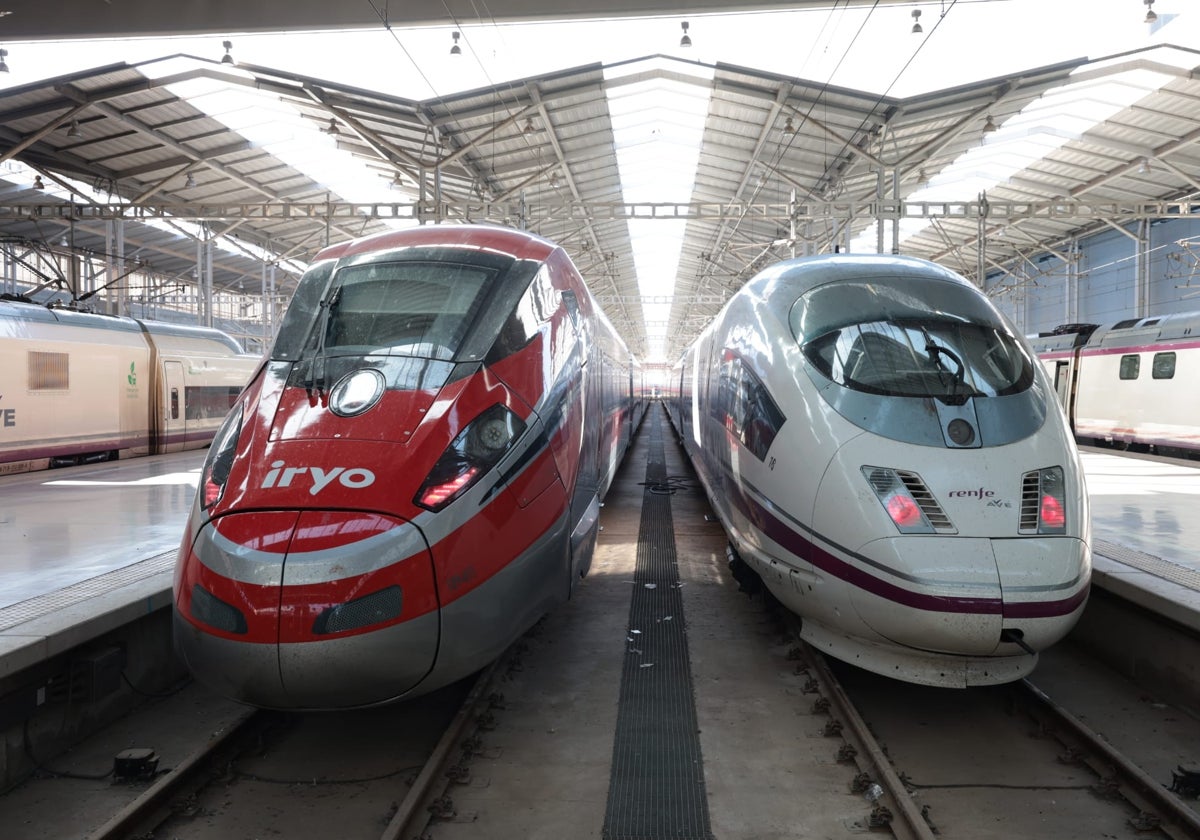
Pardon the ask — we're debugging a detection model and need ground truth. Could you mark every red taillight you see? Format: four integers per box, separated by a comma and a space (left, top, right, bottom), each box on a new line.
862, 466, 938, 534
200, 402, 244, 511
204, 477, 224, 507
886, 494, 924, 528
417, 466, 480, 509
1040, 493, 1066, 530
414, 404, 526, 512
1023, 466, 1067, 534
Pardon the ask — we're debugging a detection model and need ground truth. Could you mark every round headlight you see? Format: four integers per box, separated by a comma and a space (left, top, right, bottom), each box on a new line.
947, 418, 975, 446
329, 368, 386, 417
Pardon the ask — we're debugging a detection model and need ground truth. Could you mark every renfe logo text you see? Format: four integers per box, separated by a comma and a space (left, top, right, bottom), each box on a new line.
261, 461, 376, 495
948, 487, 995, 498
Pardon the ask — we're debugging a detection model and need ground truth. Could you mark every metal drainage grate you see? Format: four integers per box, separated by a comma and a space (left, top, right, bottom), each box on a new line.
603, 407, 713, 840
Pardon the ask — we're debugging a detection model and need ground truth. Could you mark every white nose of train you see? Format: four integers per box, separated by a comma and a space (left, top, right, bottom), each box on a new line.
802, 431, 1090, 684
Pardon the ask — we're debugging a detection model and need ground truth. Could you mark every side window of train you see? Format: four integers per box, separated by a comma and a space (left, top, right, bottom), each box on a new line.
1152, 351, 1176, 380
170, 388, 180, 420
561, 289, 580, 329
1119, 354, 1140, 380
713, 353, 786, 461
487, 277, 543, 363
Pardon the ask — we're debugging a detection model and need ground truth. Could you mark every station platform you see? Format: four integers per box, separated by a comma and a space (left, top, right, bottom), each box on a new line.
1, 438, 1199, 682
0, 451, 201, 678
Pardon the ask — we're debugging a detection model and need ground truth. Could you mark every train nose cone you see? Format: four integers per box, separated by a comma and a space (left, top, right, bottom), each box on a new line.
850, 536, 1004, 655
175, 510, 440, 709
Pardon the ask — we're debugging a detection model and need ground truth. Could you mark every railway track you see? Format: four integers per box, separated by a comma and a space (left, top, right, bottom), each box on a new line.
814, 632, 1200, 840
107, 648, 520, 840
0, 641, 525, 840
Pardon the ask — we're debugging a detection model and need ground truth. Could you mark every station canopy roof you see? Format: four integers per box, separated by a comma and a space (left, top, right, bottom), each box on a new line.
0, 39, 1199, 362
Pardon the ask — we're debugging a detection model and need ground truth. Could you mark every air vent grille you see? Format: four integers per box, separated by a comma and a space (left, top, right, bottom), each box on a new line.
1019, 470, 1042, 532
896, 470, 956, 533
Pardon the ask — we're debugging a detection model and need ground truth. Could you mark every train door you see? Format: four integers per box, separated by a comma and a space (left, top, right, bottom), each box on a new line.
1053, 361, 1071, 411
161, 360, 187, 453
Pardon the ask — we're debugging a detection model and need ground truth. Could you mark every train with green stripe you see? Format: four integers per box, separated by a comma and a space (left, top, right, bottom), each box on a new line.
0, 299, 260, 475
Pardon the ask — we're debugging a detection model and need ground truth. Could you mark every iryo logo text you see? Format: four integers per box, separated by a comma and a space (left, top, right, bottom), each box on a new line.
260, 461, 376, 495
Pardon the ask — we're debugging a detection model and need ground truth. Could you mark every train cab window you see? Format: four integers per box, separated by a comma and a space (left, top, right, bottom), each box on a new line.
792, 278, 1033, 402
271, 260, 335, 360
325, 263, 494, 359
1119, 354, 1140, 380
1152, 351, 1176, 380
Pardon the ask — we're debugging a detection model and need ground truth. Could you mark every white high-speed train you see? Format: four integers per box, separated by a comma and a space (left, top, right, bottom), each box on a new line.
0, 299, 261, 475
665, 254, 1092, 688
1029, 312, 1200, 457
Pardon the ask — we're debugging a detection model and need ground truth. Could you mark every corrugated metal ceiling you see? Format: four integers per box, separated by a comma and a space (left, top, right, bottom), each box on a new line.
0, 45, 1197, 361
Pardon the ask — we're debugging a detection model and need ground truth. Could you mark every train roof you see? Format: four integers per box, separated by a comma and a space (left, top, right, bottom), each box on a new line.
0, 298, 245, 352
0, 299, 145, 335
747, 253, 977, 306
1083, 310, 1200, 349
311, 223, 557, 265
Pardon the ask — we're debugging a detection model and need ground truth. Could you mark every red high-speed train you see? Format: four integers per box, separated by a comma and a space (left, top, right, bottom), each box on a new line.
174, 224, 644, 709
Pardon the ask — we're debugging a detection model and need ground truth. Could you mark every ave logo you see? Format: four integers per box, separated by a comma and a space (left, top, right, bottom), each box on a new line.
0, 394, 13, 428
260, 460, 376, 495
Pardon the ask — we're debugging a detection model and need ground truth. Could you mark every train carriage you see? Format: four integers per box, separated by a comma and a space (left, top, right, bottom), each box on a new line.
0, 300, 259, 474
1031, 312, 1200, 456
173, 224, 643, 710
668, 253, 1092, 688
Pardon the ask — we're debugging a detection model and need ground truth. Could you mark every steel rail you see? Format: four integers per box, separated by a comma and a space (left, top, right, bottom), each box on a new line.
89, 706, 260, 840
1019, 679, 1200, 839
798, 640, 937, 840
380, 648, 514, 840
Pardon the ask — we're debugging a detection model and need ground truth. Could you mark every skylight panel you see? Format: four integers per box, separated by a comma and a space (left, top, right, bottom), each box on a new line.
605, 60, 712, 361
853, 58, 1184, 254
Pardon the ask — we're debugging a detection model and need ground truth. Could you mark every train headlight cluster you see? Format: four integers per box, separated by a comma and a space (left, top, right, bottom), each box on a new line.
862, 466, 957, 535
863, 466, 937, 534
201, 401, 244, 510
415, 403, 527, 511
1020, 466, 1067, 534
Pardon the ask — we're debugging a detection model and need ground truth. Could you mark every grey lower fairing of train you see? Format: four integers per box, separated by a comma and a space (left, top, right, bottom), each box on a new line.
1029, 311, 1200, 458
0, 298, 261, 475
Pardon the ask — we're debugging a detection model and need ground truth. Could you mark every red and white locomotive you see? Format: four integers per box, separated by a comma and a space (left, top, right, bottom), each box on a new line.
174, 224, 643, 709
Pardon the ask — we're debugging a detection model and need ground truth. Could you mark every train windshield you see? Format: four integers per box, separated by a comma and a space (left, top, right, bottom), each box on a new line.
793, 279, 1034, 400
272, 258, 499, 361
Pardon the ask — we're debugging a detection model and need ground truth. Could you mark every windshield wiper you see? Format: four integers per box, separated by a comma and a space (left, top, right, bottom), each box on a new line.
304, 284, 343, 398
920, 327, 971, 405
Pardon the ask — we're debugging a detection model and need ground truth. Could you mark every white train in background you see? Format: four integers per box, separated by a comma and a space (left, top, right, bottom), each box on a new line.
1028, 311, 1200, 458
0, 299, 261, 475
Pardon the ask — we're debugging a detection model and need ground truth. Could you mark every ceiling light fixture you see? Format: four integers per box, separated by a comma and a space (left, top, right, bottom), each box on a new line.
1144, 0, 1157, 23
221, 40, 234, 65
522, 117, 535, 135
680, 21, 692, 48
0, 49, 8, 73
322, 118, 340, 136
33, 175, 44, 190
450, 31, 462, 55
185, 172, 197, 188
1138, 157, 1151, 174
911, 9, 923, 34
66, 119, 80, 138
783, 116, 796, 134
982, 114, 997, 133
